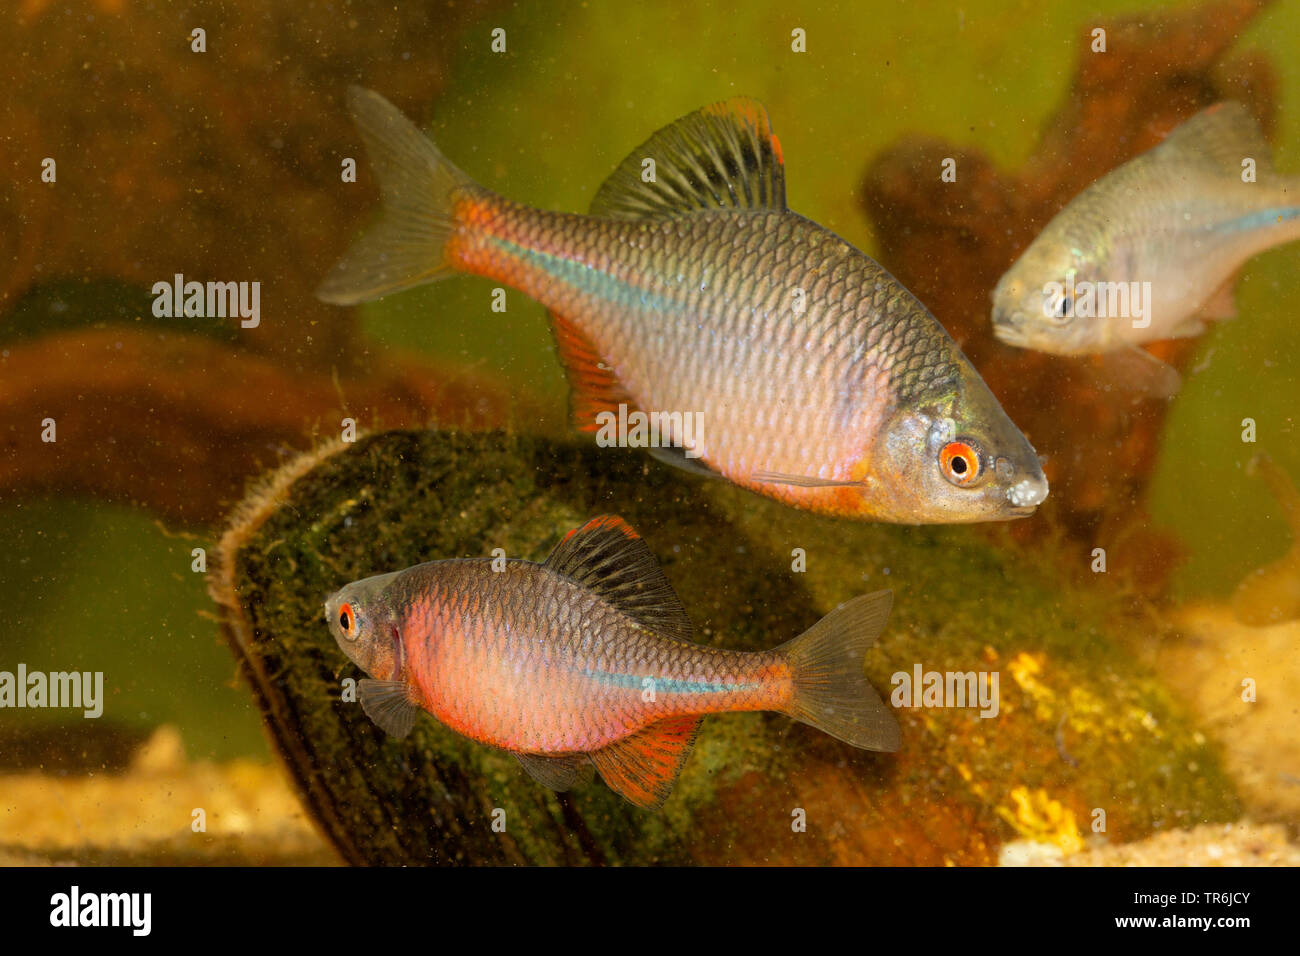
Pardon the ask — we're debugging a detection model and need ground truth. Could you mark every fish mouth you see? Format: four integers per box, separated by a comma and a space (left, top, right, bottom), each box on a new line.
992, 316, 1030, 348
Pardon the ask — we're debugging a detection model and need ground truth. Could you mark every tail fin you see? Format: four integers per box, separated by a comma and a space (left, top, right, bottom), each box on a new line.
317, 86, 480, 306
777, 591, 900, 752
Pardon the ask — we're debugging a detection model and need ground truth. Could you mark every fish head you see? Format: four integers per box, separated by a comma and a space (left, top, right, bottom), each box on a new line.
873, 375, 1048, 523
325, 570, 404, 679
990, 245, 1109, 355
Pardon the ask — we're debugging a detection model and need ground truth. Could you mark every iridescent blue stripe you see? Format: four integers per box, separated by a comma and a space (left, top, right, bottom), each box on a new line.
1217, 207, 1300, 234
584, 670, 758, 694
486, 236, 677, 313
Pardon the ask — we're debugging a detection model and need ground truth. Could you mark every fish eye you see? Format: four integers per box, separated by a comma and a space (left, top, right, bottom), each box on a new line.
338, 602, 357, 639
1047, 290, 1073, 325
939, 440, 984, 487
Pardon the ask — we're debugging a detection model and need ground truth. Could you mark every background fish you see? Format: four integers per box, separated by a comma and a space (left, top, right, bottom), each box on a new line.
320, 87, 1047, 523
992, 103, 1300, 390
325, 515, 901, 809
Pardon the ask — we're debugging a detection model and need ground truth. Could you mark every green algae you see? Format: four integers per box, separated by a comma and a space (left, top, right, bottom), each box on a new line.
213, 428, 1238, 865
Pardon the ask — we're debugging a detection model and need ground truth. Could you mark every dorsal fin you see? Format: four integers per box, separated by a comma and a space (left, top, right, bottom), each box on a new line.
590, 97, 786, 220
590, 715, 702, 809
548, 311, 639, 432
1154, 102, 1273, 179
542, 515, 692, 641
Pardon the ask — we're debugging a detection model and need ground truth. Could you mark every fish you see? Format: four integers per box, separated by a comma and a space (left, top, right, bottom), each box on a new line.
325, 514, 900, 809
991, 102, 1300, 395
1232, 453, 1300, 627
319, 87, 1047, 523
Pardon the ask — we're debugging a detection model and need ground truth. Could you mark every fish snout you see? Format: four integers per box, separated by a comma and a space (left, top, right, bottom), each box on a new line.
991, 307, 1031, 347
1006, 472, 1049, 510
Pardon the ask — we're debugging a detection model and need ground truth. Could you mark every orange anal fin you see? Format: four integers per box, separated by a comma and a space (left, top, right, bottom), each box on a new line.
590, 715, 702, 810
549, 311, 638, 433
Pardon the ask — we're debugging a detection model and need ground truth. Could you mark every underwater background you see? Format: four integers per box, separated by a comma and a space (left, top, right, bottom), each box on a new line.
1, 0, 1297, 864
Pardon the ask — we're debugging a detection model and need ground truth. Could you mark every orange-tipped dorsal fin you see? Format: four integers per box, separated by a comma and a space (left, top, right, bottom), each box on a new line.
590, 97, 786, 220
543, 515, 693, 641
548, 311, 639, 433
590, 715, 703, 810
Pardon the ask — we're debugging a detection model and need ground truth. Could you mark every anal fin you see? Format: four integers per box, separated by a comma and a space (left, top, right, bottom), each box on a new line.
515, 752, 595, 792
590, 715, 702, 810
549, 311, 637, 433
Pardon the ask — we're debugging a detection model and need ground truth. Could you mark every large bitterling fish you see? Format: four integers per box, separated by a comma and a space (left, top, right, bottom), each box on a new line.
326, 515, 900, 809
319, 88, 1047, 523
991, 103, 1300, 393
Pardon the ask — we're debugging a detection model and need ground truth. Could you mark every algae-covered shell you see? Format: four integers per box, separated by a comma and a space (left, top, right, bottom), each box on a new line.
210, 429, 1237, 865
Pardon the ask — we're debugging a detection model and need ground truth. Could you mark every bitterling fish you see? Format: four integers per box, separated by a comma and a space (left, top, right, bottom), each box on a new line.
319, 88, 1047, 523
326, 515, 900, 809
992, 103, 1300, 393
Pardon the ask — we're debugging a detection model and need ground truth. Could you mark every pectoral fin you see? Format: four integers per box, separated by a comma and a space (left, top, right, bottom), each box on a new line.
358, 678, 419, 738
647, 444, 723, 480
752, 470, 866, 488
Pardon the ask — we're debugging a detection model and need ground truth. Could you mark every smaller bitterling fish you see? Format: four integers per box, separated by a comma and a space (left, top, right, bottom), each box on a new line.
992, 103, 1300, 395
326, 515, 900, 809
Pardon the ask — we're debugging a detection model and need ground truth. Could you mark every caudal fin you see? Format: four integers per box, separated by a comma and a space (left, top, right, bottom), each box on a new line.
777, 591, 900, 752
317, 86, 480, 305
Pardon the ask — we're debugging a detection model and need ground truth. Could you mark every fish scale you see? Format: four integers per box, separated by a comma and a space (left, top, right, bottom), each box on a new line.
391, 560, 781, 752
459, 203, 956, 402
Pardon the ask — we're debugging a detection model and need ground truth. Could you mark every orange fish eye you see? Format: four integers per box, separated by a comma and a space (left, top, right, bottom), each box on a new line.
338, 603, 356, 637
940, 440, 983, 487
